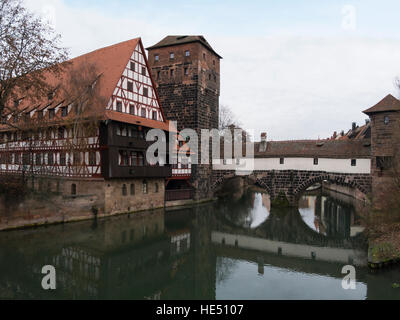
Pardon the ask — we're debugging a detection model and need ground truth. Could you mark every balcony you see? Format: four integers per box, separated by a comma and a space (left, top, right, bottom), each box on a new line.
110, 165, 172, 178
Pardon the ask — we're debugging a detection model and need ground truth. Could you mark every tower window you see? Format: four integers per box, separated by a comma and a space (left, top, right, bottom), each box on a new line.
384, 116, 390, 125
185, 50, 190, 57
155, 54, 159, 61
170, 52, 174, 59
127, 81, 133, 92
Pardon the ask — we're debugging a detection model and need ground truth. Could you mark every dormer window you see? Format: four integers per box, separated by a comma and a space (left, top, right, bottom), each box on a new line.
61, 107, 68, 117
37, 110, 43, 119
49, 109, 55, 119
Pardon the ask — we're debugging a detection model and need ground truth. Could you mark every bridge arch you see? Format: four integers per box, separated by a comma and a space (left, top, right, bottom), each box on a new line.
292, 174, 369, 203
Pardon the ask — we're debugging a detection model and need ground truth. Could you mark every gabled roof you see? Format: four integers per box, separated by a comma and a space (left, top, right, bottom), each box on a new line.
1, 38, 176, 132
146, 35, 222, 59
363, 94, 400, 115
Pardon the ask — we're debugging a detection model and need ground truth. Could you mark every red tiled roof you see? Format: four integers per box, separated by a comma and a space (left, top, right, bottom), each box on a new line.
363, 94, 400, 115
254, 139, 371, 158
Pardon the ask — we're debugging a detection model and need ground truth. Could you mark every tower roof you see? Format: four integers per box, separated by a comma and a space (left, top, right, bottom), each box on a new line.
146, 35, 222, 59
363, 94, 400, 115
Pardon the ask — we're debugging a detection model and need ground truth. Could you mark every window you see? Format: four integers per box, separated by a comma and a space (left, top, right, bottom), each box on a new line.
313, 158, 319, 165
116, 101, 122, 112
376, 156, 392, 170
143, 87, 148, 97
71, 184, 77, 195
130, 184, 135, 195
130, 62, 135, 71
60, 152, 66, 166
61, 107, 68, 117
73, 152, 81, 165
141, 108, 146, 118
213, 60, 216, 66
184, 67, 189, 76
142, 180, 148, 194
170, 52, 174, 59
48, 92, 54, 100
351, 159, 357, 167
155, 183, 159, 193
36, 153, 42, 166
122, 184, 127, 196
129, 104, 135, 115
49, 109, 55, 119
127, 81, 133, 92
170, 69, 174, 77
48, 152, 54, 165
185, 50, 190, 57
280, 158, 284, 165
37, 110, 43, 119
209, 74, 211, 81
152, 111, 157, 120
203, 53, 206, 60
119, 150, 129, 166
89, 151, 96, 166
14, 153, 20, 164
155, 54, 159, 61
58, 127, 64, 139
142, 66, 146, 76
157, 71, 160, 80
384, 116, 390, 125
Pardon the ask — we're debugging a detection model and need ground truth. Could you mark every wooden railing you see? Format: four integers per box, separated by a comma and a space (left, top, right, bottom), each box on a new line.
165, 189, 193, 201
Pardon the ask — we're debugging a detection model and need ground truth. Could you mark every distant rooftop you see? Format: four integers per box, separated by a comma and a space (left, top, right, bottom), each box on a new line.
363, 94, 400, 115
146, 35, 222, 59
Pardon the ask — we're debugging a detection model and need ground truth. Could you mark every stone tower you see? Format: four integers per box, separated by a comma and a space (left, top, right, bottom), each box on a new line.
147, 36, 222, 200
363, 94, 400, 201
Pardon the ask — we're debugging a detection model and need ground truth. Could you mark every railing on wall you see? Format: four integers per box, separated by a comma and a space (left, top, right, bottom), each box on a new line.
165, 189, 193, 201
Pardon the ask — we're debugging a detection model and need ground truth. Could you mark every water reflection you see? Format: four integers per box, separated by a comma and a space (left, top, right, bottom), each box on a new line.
0, 189, 399, 300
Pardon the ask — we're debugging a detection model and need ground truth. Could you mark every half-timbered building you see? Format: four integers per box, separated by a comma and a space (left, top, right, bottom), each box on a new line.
0, 38, 175, 221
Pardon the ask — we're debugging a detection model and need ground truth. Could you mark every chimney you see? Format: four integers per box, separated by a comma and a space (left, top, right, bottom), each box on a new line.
333, 131, 337, 139
352, 122, 357, 131
261, 132, 267, 142
259, 132, 267, 152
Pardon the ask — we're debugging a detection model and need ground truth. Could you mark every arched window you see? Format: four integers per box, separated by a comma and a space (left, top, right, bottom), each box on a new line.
71, 184, 77, 195
122, 184, 127, 196
130, 184, 135, 195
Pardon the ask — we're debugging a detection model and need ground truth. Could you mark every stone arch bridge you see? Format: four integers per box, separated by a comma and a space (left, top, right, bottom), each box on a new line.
211, 138, 372, 206
212, 169, 371, 206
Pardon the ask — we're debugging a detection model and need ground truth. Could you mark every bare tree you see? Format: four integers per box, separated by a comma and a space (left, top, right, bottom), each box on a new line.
0, 0, 69, 119
219, 104, 241, 130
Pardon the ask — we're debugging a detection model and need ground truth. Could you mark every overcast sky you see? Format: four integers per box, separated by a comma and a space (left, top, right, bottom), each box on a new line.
25, 0, 400, 140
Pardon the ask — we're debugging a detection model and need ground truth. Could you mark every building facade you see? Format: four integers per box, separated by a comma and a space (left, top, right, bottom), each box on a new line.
0, 38, 174, 227
147, 36, 222, 200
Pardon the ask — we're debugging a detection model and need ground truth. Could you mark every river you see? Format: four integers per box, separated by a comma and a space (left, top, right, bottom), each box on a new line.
0, 188, 399, 300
